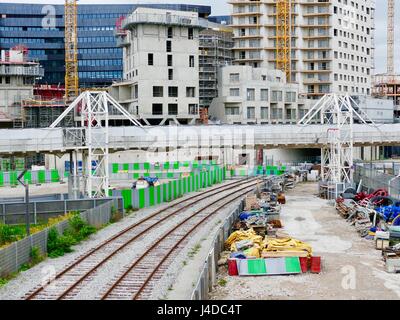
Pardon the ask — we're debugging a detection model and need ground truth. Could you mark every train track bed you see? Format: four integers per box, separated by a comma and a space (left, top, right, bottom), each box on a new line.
0, 178, 258, 300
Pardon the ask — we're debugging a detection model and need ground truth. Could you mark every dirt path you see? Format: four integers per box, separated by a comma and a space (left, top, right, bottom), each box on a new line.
210, 182, 400, 300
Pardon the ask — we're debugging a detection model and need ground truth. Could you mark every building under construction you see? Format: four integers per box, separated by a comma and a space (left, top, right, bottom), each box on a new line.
199, 24, 234, 122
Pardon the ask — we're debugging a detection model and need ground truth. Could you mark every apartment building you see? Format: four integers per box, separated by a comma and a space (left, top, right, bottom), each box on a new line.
209, 65, 313, 124
229, 0, 375, 99
111, 7, 202, 125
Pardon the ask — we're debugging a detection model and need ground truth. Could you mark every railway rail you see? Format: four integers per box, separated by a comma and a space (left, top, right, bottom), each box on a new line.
25, 176, 265, 300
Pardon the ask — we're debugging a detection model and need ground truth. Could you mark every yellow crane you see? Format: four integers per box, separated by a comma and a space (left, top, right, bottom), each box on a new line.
64, 0, 79, 102
276, 0, 292, 82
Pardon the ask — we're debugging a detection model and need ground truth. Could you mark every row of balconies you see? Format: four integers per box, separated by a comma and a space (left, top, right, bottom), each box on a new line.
0, 64, 44, 77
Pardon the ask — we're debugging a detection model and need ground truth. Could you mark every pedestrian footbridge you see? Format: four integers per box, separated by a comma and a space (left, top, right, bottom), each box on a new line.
0, 124, 399, 156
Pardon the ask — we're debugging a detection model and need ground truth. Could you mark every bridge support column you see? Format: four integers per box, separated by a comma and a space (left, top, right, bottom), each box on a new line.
68, 150, 80, 199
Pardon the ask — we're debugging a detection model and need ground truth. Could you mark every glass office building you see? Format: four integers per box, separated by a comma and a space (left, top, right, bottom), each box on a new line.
0, 3, 211, 88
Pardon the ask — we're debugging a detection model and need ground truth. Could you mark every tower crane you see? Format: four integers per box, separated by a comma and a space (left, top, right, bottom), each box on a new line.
64, 0, 79, 102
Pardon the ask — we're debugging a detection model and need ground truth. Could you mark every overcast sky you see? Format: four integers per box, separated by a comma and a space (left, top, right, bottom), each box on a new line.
4, 0, 397, 74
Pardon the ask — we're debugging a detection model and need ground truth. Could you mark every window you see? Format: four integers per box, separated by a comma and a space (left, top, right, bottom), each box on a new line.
168, 69, 173, 80
247, 88, 255, 101
260, 89, 268, 101
168, 103, 178, 115
153, 86, 163, 97
166, 40, 172, 52
134, 84, 138, 99
189, 55, 195, 67
188, 28, 193, 39
188, 104, 198, 115
225, 107, 240, 115
167, 55, 173, 67
186, 87, 196, 97
271, 90, 283, 102
152, 104, 163, 115
261, 107, 269, 119
148, 53, 153, 66
230, 73, 239, 82
168, 86, 178, 97
167, 27, 173, 38
247, 107, 255, 119
230, 88, 240, 96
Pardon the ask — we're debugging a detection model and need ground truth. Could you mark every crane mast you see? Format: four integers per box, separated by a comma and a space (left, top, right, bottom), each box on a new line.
65, 0, 79, 102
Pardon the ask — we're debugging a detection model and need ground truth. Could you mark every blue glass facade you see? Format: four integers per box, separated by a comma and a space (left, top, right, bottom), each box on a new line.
0, 3, 211, 87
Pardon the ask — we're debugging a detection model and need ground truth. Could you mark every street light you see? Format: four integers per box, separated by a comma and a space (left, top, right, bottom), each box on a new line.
17, 169, 30, 236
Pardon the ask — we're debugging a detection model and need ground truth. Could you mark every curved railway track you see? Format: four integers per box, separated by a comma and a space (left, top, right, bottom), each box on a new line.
25, 177, 263, 300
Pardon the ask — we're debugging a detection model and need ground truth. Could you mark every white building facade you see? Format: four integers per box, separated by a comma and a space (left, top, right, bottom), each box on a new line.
209, 65, 313, 124
229, 0, 375, 99
111, 7, 202, 125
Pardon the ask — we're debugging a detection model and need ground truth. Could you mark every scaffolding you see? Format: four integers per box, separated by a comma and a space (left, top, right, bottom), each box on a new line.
199, 28, 234, 123
387, 0, 395, 74
275, 0, 292, 82
64, 0, 79, 102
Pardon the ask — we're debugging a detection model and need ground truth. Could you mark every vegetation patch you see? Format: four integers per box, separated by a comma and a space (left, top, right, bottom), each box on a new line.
47, 213, 96, 258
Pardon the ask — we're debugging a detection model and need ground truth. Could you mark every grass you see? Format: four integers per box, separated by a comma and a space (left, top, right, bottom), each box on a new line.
0, 212, 74, 249
218, 279, 227, 287
188, 243, 202, 259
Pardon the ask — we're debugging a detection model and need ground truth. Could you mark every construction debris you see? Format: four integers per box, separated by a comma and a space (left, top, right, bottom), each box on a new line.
336, 187, 400, 273
223, 180, 320, 277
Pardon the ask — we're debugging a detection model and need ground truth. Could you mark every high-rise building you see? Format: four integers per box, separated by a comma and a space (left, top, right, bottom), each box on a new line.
0, 3, 211, 88
111, 7, 202, 125
229, 0, 375, 99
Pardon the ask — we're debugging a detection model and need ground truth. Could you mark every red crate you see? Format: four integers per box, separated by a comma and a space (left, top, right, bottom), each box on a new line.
228, 258, 238, 276
299, 257, 309, 273
310, 256, 321, 273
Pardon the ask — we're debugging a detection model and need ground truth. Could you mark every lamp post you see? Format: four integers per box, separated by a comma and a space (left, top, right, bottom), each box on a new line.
17, 169, 30, 236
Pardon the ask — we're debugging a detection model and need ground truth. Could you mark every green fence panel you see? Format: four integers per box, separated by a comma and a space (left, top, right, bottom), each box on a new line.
51, 170, 59, 182
173, 180, 178, 199
163, 183, 168, 202
143, 172, 150, 177
112, 163, 119, 174
144, 162, 150, 170
167, 172, 174, 179
183, 161, 190, 167
133, 173, 140, 179
0, 172, 3, 186
138, 189, 146, 209
123, 163, 129, 171
163, 162, 170, 170
133, 163, 140, 170
121, 189, 132, 209
10, 171, 17, 185
173, 161, 179, 170
149, 187, 155, 207
156, 185, 162, 204
24, 171, 32, 184
182, 177, 187, 194
38, 170, 46, 184
168, 181, 173, 201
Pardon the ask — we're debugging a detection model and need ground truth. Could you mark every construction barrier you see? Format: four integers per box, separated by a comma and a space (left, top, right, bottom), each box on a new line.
111, 166, 226, 210
0, 169, 60, 187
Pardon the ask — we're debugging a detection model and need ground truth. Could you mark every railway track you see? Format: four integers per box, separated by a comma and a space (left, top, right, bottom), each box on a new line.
25, 177, 263, 300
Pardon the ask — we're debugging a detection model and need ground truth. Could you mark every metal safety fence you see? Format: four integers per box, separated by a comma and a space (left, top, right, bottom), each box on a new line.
0, 198, 122, 277
0, 197, 123, 225
354, 163, 400, 200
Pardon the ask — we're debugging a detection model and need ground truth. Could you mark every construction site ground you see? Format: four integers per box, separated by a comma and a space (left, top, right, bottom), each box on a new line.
210, 182, 400, 300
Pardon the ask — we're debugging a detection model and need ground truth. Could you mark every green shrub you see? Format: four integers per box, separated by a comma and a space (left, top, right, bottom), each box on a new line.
47, 228, 75, 258
47, 214, 96, 258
